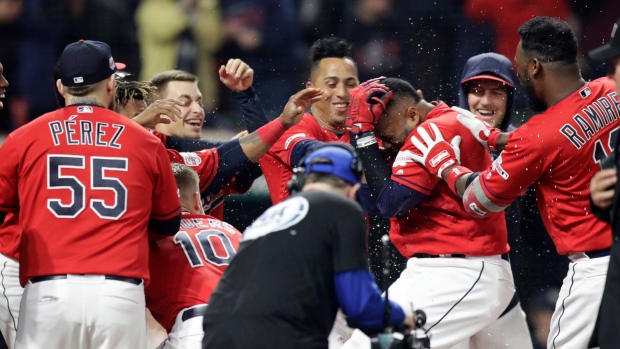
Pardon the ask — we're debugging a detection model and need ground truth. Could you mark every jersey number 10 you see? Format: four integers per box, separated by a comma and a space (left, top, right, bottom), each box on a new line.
174, 230, 237, 267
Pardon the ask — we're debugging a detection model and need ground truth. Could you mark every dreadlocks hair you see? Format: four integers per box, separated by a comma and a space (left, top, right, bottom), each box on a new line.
114, 79, 157, 111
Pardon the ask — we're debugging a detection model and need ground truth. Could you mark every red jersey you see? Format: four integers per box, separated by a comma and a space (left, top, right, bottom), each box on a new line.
0, 105, 181, 286
260, 113, 351, 204
0, 213, 19, 260
472, 78, 617, 255
146, 213, 241, 331
391, 103, 509, 257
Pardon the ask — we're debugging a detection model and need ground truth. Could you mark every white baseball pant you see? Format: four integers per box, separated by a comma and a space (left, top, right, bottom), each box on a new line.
15, 274, 147, 349
547, 253, 608, 349
158, 304, 207, 349
343, 255, 532, 349
0, 253, 21, 349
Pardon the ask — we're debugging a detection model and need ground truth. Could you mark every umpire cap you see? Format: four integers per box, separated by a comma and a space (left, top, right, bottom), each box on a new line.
303, 144, 363, 185
57, 40, 126, 87
589, 19, 620, 61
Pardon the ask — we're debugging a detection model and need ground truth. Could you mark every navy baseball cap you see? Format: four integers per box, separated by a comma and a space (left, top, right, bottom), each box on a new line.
589, 19, 620, 61
303, 145, 362, 185
57, 40, 126, 87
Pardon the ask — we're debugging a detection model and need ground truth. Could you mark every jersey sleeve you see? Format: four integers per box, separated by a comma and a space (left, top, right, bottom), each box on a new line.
270, 121, 318, 167
332, 202, 370, 273
166, 148, 219, 192
151, 144, 182, 221
0, 136, 20, 216
472, 126, 547, 209
390, 125, 442, 195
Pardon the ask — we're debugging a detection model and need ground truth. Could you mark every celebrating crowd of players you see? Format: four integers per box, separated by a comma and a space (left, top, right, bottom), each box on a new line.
0, 14, 619, 349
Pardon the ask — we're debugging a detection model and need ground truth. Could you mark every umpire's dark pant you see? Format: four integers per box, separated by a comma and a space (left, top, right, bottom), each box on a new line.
590, 237, 620, 348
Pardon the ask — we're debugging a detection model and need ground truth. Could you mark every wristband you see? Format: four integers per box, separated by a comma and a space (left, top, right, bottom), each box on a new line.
256, 118, 287, 146
355, 132, 378, 148
445, 166, 473, 196
487, 130, 501, 152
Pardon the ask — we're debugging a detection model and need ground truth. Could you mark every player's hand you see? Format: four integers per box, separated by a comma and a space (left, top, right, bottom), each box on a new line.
132, 99, 184, 129
346, 78, 393, 135
408, 123, 461, 178
590, 168, 617, 210
452, 106, 502, 152
219, 58, 253, 92
231, 130, 249, 140
278, 88, 323, 128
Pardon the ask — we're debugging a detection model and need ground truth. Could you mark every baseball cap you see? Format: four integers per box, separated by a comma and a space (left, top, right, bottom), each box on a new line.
589, 19, 620, 61
303, 145, 362, 185
57, 40, 126, 87
461, 74, 513, 87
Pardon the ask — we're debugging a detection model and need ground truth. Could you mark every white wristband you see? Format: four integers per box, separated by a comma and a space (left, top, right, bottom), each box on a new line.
355, 134, 378, 148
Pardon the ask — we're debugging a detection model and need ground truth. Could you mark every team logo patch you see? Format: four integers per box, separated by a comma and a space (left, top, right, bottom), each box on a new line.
243, 196, 309, 241
180, 152, 202, 166
492, 155, 509, 180
109, 57, 115, 70
579, 86, 591, 99
78, 106, 93, 113
429, 150, 449, 167
393, 150, 414, 168
469, 203, 487, 216
284, 133, 307, 150
73, 77, 84, 84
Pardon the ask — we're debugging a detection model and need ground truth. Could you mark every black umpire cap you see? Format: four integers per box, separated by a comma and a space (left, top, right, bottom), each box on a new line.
589, 19, 620, 61
57, 39, 126, 87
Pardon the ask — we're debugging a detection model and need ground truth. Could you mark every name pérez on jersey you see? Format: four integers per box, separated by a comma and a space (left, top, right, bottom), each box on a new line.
48, 116, 124, 148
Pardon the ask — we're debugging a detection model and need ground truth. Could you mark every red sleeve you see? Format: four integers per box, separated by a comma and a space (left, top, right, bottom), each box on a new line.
472, 126, 546, 209
269, 120, 319, 167
0, 136, 20, 214
150, 130, 167, 145
166, 148, 219, 192
151, 144, 182, 220
390, 124, 442, 195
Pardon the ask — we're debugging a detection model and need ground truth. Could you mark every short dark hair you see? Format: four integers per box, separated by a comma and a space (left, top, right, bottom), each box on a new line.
150, 70, 198, 97
382, 78, 422, 110
309, 37, 354, 72
304, 172, 350, 189
64, 80, 106, 97
518, 16, 578, 64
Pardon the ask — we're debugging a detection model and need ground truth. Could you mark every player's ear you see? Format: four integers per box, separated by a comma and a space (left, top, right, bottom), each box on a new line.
56, 79, 65, 97
407, 107, 421, 128
347, 183, 361, 200
416, 89, 424, 99
530, 58, 542, 79
192, 192, 203, 213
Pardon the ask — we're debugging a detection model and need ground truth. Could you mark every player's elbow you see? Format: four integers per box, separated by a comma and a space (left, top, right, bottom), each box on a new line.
148, 214, 181, 236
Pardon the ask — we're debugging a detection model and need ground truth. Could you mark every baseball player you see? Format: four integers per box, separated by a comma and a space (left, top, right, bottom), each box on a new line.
587, 17, 620, 349
343, 78, 531, 349
149, 60, 268, 219
260, 37, 358, 204
0, 62, 19, 349
203, 144, 413, 349
146, 163, 241, 349
413, 17, 618, 348
0, 40, 182, 349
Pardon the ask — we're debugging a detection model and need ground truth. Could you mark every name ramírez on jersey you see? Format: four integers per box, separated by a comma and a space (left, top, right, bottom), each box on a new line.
48, 119, 125, 149
561, 92, 620, 149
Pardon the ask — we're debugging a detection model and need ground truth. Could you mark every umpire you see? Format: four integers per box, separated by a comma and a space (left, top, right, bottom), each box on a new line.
202, 144, 413, 349
589, 18, 620, 349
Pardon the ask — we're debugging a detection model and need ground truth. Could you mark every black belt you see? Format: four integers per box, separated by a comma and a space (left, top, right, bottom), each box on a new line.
414, 253, 510, 262
181, 304, 208, 322
30, 275, 142, 285
584, 248, 611, 259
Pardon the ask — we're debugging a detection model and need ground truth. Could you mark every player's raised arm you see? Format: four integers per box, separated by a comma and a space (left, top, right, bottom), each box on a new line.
238, 87, 323, 162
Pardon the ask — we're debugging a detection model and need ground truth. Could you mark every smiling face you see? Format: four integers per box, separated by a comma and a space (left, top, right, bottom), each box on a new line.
155, 80, 204, 139
466, 79, 509, 128
0, 62, 8, 110
307, 57, 359, 131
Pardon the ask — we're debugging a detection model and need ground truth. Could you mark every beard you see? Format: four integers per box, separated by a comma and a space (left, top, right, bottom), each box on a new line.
520, 76, 547, 113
